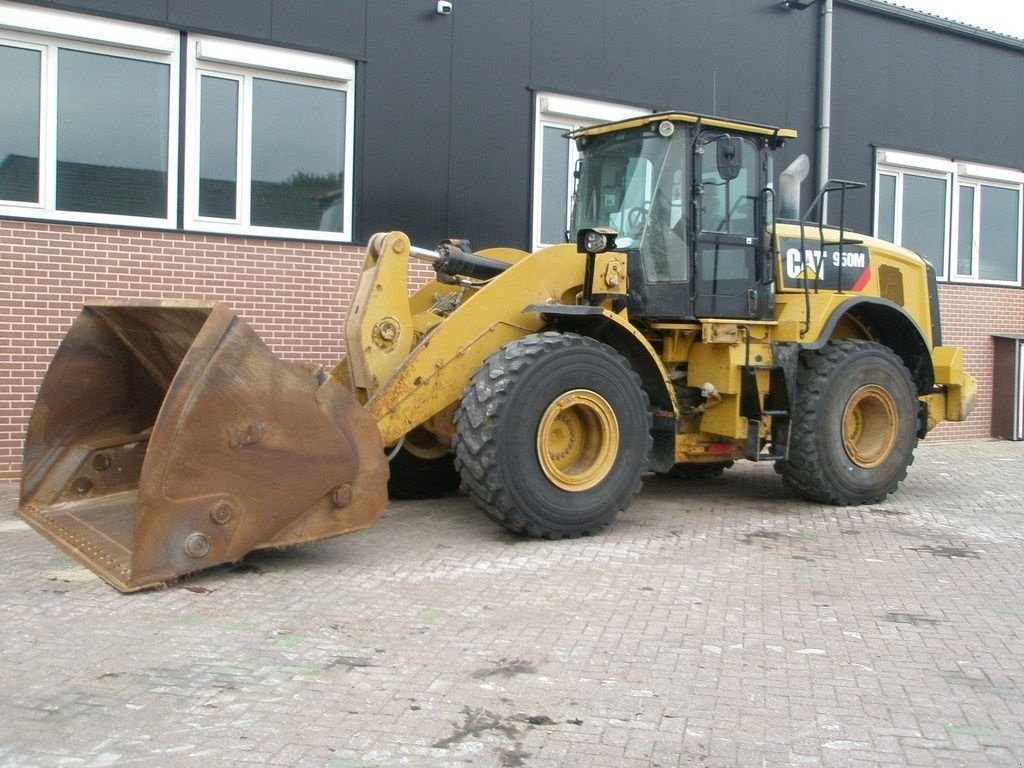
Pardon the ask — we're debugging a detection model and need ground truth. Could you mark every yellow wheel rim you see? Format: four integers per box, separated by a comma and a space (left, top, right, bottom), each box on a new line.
842, 384, 898, 468
537, 389, 619, 491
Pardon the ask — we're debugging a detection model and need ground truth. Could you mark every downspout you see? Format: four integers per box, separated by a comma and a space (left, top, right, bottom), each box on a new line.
817, 0, 834, 221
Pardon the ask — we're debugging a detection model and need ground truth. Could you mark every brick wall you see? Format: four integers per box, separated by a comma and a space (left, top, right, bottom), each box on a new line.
927, 283, 1024, 441
2, 219, 1018, 480
1, 219, 434, 480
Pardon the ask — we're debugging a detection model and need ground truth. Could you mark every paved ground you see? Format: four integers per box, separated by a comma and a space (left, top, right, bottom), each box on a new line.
1, 440, 1023, 768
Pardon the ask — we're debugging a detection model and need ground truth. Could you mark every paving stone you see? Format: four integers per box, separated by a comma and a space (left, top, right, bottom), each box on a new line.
1, 441, 1023, 766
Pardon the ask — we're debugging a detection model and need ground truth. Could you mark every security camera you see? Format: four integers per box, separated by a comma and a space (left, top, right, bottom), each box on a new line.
436, 1, 452, 15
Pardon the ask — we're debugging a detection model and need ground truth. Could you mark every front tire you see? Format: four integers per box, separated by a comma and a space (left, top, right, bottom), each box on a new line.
776, 340, 918, 505
454, 333, 652, 537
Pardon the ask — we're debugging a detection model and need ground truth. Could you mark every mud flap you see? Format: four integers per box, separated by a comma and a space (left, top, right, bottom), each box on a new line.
18, 301, 389, 591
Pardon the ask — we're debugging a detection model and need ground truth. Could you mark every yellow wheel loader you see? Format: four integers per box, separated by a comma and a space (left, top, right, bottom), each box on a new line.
17, 112, 977, 591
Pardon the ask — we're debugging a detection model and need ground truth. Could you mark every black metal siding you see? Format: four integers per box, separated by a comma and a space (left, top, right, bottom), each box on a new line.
14, 0, 1024, 250
359, 2, 452, 242
38, 0, 365, 56
831, 4, 1024, 231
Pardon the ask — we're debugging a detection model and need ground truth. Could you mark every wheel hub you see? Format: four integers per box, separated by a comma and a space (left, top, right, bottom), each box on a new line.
842, 384, 898, 468
537, 389, 619, 491
401, 427, 450, 460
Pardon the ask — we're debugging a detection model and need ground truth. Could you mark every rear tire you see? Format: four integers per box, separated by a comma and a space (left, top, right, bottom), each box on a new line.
776, 340, 918, 505
454, 332, 652, 537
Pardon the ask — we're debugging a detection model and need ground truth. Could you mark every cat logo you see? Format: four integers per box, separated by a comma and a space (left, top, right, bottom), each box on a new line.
791, 261, 821, 282
785, 247, 828, 282
780, 238, 871, 292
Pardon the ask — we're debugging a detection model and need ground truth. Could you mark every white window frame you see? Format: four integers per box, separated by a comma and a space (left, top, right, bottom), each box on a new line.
0, 2, 179, 228
184, 35, 356, 242
532, 93, 644, 251
875, 148, 1024, 287
874, 150, 953, 280
952, 162, 1024, 285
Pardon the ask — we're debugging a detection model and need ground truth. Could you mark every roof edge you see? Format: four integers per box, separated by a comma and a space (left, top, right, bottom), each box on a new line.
837, 0, 1024, 52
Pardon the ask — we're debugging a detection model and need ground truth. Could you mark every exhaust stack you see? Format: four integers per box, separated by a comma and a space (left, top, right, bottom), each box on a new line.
778, 153, 811, 220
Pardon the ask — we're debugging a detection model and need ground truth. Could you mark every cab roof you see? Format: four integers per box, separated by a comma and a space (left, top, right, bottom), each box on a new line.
570, 111, 798, 147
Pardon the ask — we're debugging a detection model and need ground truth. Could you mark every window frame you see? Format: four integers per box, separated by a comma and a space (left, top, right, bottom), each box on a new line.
952, 165, 1023, 285
0, 2, 179, 228
874, 148, 1024, 287
183, 35, 356, 242
532, 93, 644, 251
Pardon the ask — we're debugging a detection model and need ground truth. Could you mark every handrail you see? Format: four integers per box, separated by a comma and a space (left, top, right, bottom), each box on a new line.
797, 179, 866, 337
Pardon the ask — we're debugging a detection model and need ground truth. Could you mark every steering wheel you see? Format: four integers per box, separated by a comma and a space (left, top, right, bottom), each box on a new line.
625, 204, 649, 237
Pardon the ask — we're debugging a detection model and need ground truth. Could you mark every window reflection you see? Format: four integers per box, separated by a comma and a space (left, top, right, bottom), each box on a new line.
199, 75, 239, 219
0, 46, 41, 203
540, 125, 570, 244
700, 139, 758, 236
979, 186, 1020, 282
877, 174, 896, 243
957, 185, 974, 276
250, 78, 345, 231
56, 49, 169, 217
901, 174, 946, 277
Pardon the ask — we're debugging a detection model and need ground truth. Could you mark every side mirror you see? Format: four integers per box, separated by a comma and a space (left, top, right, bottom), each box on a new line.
716, 137, 742, 181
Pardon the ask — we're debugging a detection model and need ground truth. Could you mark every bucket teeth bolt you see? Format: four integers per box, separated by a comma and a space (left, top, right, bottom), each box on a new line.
184, 532, 211, 559
209, 501, 233, 525
73, 477, 93, 495
92, 453, 112, 471
332, 483, 353, 508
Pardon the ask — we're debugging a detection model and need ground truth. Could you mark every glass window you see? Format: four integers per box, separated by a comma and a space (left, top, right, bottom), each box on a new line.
571, 127, 669, 249
198, 75, 238, 220
641, 137, 688, 283
250, 78, 345, 232
0, 9, 177, 225
532, 94, 641, 250
956, 185, 974, 277
56, 49, 169, 218
700, 244, 753, 283
875, 149, 1023, 286
901, 174, 947, 277
186, 37, 355, 240
876, 173, 896, 243
700, 138, 758, 236
979, 185, 1020, 283
539, 125, 570, 245
0, 44, 41, 204
571, 125, 690, 283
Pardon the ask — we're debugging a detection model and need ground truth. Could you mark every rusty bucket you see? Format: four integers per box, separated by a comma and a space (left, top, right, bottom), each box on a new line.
18, 301, 389, 591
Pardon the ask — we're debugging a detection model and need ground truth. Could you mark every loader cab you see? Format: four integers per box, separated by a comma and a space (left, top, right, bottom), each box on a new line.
570, 113, 791, 322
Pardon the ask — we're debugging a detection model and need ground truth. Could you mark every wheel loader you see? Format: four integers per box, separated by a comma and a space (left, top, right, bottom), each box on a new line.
17, 111, 977, 591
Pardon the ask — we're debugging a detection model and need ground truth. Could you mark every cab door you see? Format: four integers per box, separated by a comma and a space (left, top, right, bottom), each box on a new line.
693, 134, 770, 319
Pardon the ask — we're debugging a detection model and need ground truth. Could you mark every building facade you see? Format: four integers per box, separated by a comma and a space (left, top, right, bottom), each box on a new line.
2, 0, 1023, 478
